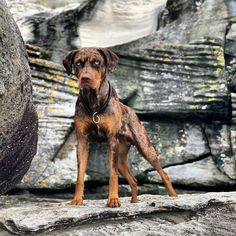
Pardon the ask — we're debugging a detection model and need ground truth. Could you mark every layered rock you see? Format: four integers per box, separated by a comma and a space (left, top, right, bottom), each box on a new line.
151, 0, 228, 44
0, 0, 38, 194
6, 0, 100, 62
113, 42, 229, 120
20, 45, 79, 189
107, 0, 235, 187
0, 192, 235, 235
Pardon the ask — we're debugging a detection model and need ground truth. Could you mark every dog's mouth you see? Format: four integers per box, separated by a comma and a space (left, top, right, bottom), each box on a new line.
79, 81, 97, 90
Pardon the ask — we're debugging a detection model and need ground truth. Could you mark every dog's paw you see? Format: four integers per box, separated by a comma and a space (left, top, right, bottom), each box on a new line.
131, 197, 138, 203
71, 198, 83, 206
107, 197, 121, 208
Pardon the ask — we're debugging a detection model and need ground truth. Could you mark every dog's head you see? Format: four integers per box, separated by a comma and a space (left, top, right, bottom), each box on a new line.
63, 48, 119, 89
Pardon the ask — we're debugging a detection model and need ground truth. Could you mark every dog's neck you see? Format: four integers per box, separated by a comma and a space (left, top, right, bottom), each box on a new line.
80, 79, 110, 113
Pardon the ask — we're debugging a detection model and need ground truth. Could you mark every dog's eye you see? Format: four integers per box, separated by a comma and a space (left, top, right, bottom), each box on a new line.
93, 60, 100, 67
76, 61, 83, 68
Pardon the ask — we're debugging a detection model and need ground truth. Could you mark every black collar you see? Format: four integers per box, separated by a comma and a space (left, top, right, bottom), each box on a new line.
79, 80, 113, 117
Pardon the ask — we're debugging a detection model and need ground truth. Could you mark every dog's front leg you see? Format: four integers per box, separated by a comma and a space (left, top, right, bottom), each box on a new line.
107, 136, 120, 208
71, 135, 88, 205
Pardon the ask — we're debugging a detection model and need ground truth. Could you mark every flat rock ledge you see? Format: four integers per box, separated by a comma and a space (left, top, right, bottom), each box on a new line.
0, 192, 236, 235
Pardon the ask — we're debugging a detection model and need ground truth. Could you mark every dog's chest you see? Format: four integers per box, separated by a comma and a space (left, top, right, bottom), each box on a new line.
75, 107, 122, 138
89, 124, 108, 141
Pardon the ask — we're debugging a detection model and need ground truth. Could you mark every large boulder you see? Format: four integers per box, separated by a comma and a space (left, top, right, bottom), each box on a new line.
0, 0, 38, 194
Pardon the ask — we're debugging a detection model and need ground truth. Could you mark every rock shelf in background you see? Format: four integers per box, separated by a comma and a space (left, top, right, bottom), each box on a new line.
0, 192, 235, 235
113, 42, 229, 121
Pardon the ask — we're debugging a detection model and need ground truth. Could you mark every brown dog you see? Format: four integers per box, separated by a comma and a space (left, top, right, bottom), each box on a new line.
63, 48, 177, 207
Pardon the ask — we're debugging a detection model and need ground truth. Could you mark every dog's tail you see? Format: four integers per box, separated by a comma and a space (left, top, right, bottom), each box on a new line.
124, 104, 177, 197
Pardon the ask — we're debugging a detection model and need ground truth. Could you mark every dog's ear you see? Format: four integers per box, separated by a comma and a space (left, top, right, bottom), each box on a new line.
62, 50, 78, 75
98, 48, 119, 73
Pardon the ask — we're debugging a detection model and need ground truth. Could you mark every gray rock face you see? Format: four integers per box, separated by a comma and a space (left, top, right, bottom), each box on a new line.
225, 22, 236, 57
7, 0, 167, 62
0, 192, 235, 235
6, 0, 100, 62
18, 47, 234, 190
87, 121, 210, 182
20, 45, 78, 189
158, 0, 228, 44
205, 122, 236, 180
113, 42, 229, 120
147, 156, 236, 186
0, 0, 38, 194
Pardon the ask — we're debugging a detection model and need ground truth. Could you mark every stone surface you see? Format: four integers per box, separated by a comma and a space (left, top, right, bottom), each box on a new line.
225, 23, 236, 57
0, 192, 235, 235
111, 0, 230, 120
0, 0, 38, 194
147, 156, 236, 186
7, 0, 167, 62
6, 0, 99, 62
154, 0, 228, 44
112, 42, 229, 120
87, 121, 210, 182
229, 124, 236, 180
20, 45, 78, 189
205, 121, 236, 180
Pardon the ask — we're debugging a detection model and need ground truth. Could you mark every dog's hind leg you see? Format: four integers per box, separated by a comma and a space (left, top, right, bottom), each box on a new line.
126, 107, 177, 197
117, 141, 138, 203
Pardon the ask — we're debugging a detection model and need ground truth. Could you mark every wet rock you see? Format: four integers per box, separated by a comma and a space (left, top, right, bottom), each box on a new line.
166, 0, 198, 21
147, 156, 236, 186
19, 43, 233, 190
111, 0, 230, 120
0, 192, 235, 235
0, 1, 38, 194
227, 93, 236, 180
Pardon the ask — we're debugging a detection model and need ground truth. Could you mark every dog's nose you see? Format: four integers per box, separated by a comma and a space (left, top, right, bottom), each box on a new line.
81, 76, 90, 82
